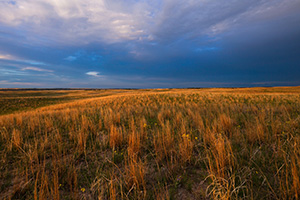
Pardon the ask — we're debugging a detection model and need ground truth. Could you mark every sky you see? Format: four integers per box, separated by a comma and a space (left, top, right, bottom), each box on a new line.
0, 0, 300, 88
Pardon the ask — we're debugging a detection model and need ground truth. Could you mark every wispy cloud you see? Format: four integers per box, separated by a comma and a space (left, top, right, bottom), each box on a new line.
195, 47, 219, 52
64, 56, 77, 62
21, 66, 53, 72
0, 80, 41, 86
0, 53, 54, 73
0, 53, 47, 66
0, 53, 17, 60
25, 60, 45, 66
0, 68, 28, 76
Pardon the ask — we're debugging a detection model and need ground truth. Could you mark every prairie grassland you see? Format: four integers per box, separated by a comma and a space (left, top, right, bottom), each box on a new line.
0, 87, 300, 199
0, 89, 133, 115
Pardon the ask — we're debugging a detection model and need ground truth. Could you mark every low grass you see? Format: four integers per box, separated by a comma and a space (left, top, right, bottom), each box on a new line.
0, 87, 300, 199
0, 89, 132, 115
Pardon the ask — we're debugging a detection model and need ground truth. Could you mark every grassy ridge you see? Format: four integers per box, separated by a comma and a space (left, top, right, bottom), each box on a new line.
0, 87, 300, 199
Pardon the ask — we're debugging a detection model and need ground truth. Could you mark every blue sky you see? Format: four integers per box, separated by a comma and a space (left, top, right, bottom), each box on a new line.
0, 0, 299, 88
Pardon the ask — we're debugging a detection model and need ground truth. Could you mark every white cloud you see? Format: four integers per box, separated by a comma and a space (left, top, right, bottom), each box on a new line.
86, 71, 102, 78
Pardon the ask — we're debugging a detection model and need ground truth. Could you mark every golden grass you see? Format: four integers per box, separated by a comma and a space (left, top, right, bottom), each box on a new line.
0, 87, 300, 199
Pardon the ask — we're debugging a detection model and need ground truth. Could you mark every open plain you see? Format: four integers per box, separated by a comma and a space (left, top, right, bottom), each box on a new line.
0, 87, 300, 199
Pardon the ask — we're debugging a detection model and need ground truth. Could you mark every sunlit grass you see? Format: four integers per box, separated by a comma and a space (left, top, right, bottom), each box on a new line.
0, 87, 300, 199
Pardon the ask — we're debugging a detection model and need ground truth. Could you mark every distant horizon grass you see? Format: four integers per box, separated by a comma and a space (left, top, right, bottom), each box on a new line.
0, 86, 299, 199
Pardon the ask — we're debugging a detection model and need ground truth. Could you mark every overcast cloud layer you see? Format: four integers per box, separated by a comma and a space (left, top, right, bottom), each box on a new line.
0, 0, 300, 88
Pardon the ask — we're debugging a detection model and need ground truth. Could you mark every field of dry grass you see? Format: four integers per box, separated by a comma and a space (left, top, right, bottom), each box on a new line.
0, 87, 300, 199
0, 89, 133, 115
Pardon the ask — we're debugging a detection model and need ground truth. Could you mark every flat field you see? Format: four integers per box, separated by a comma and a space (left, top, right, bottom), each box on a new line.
0, 87, 300, 199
